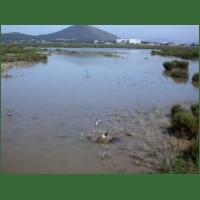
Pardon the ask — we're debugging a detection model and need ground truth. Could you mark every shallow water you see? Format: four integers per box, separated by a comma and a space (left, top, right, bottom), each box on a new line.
1, 48, 199, 174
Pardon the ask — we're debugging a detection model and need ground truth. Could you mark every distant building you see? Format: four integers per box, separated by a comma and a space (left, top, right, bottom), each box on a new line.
117, 38, 141, 44
94, 40, 99, 43
105, 42, 112, 44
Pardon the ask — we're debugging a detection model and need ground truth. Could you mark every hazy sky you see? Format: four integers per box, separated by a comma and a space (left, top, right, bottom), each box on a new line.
1, 25, 199, 44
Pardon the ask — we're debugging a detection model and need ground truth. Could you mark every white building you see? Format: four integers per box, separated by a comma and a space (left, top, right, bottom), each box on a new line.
117, 38, 141, 44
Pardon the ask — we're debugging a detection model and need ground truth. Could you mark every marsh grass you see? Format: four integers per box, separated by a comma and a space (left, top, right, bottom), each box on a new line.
100, 52, 121, 58
161, 155, 198, 174
1, 46, 48, 62
172, 60, 189, 69
152, 48, 198, 59
163, 61, 175, 70
171, 104, 187, 116
163, 60, 189, 70
171, 69, 189, 78
172, 111, 198, 139
191, 103, 199, 119
192, 73, 199, 82
1, 53, 47, 62
161, 138, 199, 174
161, 104, 199, 174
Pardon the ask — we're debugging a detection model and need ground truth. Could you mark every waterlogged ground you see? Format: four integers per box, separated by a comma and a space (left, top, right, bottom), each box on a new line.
1, 48, 199, 174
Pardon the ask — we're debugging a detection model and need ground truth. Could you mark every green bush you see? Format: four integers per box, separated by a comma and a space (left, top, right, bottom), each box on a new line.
192, 73, 199, 82
171, 69, 189, 78
172, 111, 198, 139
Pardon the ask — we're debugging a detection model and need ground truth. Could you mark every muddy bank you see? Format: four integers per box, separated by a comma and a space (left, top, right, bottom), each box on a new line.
1, 61, 31, 72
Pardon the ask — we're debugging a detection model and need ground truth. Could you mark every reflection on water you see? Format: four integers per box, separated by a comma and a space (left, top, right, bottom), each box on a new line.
171, 76, 189, 84
1, 48, 199, 174
162, 70, 171, 78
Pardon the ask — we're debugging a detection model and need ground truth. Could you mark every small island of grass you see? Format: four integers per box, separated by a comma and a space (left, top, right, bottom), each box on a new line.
100, 52, 121, 58
192, 73, 199, 82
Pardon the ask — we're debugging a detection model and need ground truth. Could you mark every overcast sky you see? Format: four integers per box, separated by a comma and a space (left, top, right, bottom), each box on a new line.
1, 25, 199, 44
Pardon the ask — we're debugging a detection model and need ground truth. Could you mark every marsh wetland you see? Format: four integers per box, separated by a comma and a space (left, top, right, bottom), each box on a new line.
1, 47, 199, 173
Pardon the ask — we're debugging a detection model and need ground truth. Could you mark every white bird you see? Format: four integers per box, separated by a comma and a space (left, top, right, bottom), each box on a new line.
102, 132, 108, 138
96, 119, 102, 126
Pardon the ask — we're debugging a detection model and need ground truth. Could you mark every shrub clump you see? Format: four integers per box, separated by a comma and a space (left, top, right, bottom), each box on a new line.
163, 60, 189, 70
161, 104, 199, 174
172, 60, 189, 69
172, 111, 198, 140
171, 104, 187, 116
192, 73, 199, 82
171, 69, 189, 78
163, 61, 175, 70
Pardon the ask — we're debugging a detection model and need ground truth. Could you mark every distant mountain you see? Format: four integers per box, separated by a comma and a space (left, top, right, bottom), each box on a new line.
1, 25, 119, 42
1, 32, 35, 41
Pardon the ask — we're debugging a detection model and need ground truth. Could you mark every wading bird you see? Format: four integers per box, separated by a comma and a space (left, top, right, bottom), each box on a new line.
96, 119, 102, 126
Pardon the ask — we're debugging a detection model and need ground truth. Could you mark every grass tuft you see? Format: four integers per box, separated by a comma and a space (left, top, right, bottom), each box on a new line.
171, 69, 189, 78
192, 73, 199, 82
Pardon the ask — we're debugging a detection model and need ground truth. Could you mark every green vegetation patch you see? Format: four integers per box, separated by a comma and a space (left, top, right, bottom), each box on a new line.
191, 103, 199, 119
1, 53, 47, 62
192, 73, 199, 82
151, 47, 199, 60
161, 103, 199, 174
163, 60, 189, 70
172, 60, 189, 69
163, 61, 175, 70
100, 52, 121, 58
172, 111, 198, 140
171, 69, 189, 78
1, 46, 47, 63
161, 153, 198, 174
171, 104, 187, 116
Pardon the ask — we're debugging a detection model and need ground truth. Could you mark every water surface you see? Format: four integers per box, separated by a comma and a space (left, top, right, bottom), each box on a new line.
2, 48, 199, 173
